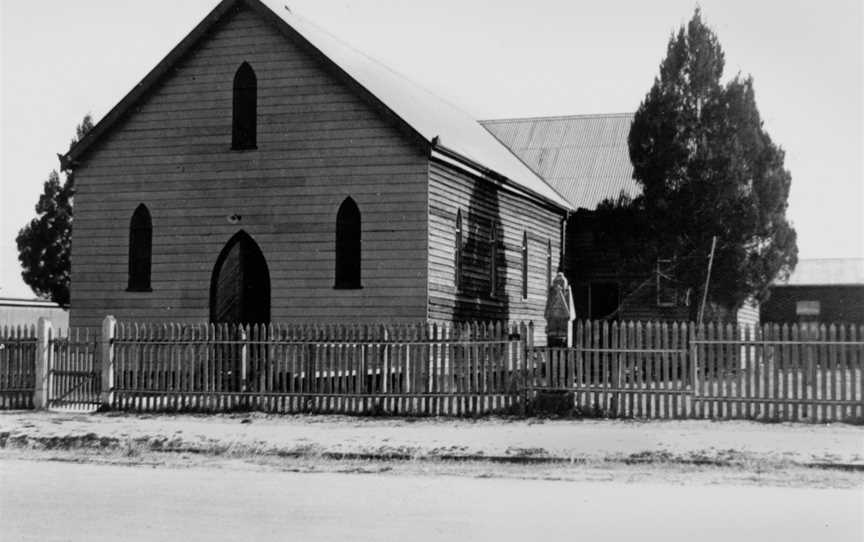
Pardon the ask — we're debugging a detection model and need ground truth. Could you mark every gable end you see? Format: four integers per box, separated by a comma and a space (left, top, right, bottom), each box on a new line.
61, 0, 431, 171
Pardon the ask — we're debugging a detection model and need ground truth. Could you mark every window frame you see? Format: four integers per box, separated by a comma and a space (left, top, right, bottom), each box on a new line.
127, 204, 153, 292
489, 223, 498, 298
231, 62, 257, 150
334, 197, 362, 290
521, 231, 528, 300
455, 209, 463, 293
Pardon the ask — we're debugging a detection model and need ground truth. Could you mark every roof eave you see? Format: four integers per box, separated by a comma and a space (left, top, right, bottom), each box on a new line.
431, 143, 571, 214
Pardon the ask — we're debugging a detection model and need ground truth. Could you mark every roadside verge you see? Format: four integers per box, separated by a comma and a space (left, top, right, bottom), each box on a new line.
1, 411, 862, 472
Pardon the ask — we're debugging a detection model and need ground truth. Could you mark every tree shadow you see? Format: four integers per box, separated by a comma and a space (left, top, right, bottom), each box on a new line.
453, 180, 509, 324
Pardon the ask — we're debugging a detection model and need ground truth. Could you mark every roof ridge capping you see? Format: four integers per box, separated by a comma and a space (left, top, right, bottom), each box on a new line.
481, 112, 635, 124
62, 0, 572, 211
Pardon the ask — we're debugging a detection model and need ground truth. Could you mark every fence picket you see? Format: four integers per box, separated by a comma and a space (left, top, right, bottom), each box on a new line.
9, 317, 859, 422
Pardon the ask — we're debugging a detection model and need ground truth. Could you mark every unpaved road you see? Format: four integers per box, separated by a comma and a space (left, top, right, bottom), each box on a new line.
2, 459, 862, 542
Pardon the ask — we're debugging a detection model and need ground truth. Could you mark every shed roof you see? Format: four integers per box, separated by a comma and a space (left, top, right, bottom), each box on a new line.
481, 113, 639, 210
0, 297, 65, 309
775, 259, 864, 286
62, 0, 571, 211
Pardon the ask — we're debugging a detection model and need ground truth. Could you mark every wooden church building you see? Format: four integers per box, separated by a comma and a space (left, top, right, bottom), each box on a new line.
61, 0, 572, 331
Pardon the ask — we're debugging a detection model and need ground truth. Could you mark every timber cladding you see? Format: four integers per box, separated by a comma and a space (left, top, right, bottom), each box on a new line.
427, 160, 565, 336
70, 6, 429, 328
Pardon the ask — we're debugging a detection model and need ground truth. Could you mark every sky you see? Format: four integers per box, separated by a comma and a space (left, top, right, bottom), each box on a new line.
0, 0, 861, 299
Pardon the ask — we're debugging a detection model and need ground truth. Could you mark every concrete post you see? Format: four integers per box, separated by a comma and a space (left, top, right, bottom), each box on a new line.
544, 273, 575, 348
100, 315, 117, 410
33, 317, 51, 409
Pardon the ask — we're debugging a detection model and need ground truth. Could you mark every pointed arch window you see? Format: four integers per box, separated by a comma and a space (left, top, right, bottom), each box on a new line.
335, 197, 361, 289
128, 204, 152, 291
455, 209, 463, 292
232, 62, 257, 150
521, 231, 529, 300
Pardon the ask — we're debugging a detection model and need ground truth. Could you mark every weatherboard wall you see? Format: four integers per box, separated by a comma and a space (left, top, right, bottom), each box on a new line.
427, 160, 565, 337
69, 6, 429, 328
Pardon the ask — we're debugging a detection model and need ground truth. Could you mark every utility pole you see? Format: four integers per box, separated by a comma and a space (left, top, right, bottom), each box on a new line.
698, 236, 717, 327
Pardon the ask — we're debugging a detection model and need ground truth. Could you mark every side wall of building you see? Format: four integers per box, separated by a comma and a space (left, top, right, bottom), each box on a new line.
427, 159, 565, 337
0, 302, 69, 329
565, 212, 690, 322
70, 6, 428, 329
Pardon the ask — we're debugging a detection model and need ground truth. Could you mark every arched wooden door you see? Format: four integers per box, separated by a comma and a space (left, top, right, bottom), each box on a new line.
210, 231, 270, 324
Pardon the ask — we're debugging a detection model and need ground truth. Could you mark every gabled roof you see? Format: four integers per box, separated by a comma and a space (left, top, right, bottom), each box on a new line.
482, 113, 639, 210
61, 0, 571, 211
775, 258, 864, 286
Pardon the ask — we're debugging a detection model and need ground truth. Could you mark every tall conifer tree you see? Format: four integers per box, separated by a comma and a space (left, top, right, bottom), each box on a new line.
17, 115, 93, 306
625, 9, 797, 315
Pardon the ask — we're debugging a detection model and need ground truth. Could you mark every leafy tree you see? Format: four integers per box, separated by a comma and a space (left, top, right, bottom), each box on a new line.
16, 115, 93, 307
621, 8, 797, 317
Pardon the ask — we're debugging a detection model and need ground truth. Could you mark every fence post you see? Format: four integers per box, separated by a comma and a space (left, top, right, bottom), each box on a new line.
100, 315, 117, 410
33, 317, 52, 409
690, 323, 699, 418
240, 325, 248, 393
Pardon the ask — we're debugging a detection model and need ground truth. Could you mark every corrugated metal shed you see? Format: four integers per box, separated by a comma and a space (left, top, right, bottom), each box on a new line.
261, 0, 571, 210
0, 298, 69, 328
776, 259, 864, 286
481, 113, 639, 210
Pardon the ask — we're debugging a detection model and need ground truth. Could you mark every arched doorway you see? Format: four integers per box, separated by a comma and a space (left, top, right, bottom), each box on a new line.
209, 231, 270, 324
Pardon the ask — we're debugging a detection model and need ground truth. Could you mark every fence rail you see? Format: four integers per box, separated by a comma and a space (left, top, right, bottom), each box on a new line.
530, 320, 864, 422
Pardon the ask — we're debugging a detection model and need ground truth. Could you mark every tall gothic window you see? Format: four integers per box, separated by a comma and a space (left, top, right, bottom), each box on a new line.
128, 204, 152, 291
335, 197, 361, 289
232, 62, 257, 149
521, 231, 528, 299
455, 209, 463, 292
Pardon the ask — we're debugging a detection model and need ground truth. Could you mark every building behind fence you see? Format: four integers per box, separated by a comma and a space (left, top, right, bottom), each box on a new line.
1, 317, 862, 422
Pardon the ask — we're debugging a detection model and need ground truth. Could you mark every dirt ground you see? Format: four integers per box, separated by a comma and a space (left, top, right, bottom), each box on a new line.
1, 411, 863, 488
4, 460, 864, 542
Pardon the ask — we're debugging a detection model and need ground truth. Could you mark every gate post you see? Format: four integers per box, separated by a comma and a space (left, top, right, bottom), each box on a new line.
33, 317, 51, 409
100, 315, 117, 410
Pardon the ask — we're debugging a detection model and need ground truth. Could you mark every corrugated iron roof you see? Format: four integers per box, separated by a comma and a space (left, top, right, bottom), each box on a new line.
776, 259, 864, 286
266, 4, 571, 209
64, 0, 571, 211
481, 113, 639, 210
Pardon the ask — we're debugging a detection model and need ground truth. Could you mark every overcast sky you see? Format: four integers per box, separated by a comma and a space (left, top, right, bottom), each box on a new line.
1, 0, 861, 299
